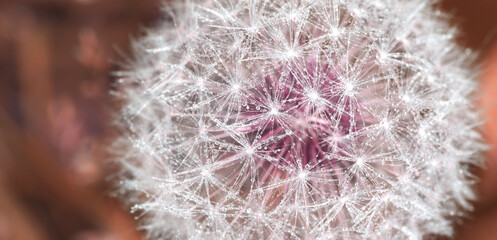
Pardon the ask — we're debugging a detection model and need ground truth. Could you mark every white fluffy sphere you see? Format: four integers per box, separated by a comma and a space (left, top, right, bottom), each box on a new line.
113, 0, 484, 239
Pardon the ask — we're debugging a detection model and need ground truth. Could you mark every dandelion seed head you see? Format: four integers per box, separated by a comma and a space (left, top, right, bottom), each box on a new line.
269, 107, 279, 115
245, 146, 255, 156
232, 83, 240, 91
298, 171, 308, 181
114, 0, 484, 239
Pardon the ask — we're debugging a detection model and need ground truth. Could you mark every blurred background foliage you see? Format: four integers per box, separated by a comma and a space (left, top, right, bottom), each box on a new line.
0, 0, 496, 239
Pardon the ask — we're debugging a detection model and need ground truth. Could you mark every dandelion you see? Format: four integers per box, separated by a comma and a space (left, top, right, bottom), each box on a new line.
113, 0, 484, 239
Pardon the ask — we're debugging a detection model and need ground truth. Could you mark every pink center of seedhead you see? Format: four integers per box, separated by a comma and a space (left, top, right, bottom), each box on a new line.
218, 61, 363, 190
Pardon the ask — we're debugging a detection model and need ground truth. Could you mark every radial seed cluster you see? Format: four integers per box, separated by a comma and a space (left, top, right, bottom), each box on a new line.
113, 0, 484, 239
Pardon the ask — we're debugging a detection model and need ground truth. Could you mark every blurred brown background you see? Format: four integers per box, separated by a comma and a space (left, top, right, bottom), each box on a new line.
0, 0, 496, 240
